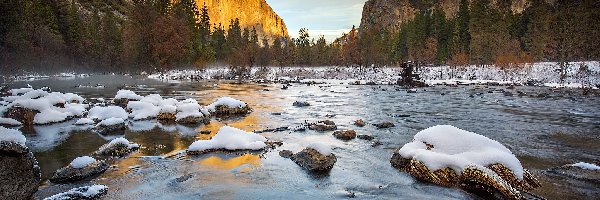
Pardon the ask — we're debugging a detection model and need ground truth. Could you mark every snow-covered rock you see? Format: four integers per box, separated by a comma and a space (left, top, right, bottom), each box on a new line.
114, 90, 143, 101
206, 97, 251, 115
74, 118, 94, 125
43, 185, 108, 200
70, 156, 96, 169
187, 126, 267, 154
0, 117, 22, 127
95, 117, 126, 135
398, 125, 523, 178
127, 101, 160, 120
0, 127, 40, 199
175, 99, 209, 124
2, 89, 86, 125
0, 127, 26, 146
88, 106, 128, 121
307, 142, 332, 156
50, 157, 109, 183
94, 137, 139, 157
392, 125, 540, 199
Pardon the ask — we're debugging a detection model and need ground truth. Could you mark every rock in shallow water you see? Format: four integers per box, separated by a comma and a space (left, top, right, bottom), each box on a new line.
374, 122, 395, 129
44, 185, 108, 200
308, 121, 337, 131
0, 141, 41, 200
293, 101, 310, 107
50, 160, 109, 183
354, 119, 366, 127
333, 130, 357, 140
290, 148, 337, 172
279, 150, 293, 158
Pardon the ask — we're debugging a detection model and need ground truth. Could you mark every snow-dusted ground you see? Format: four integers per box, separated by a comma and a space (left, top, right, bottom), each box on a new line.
145, 61, 600, 88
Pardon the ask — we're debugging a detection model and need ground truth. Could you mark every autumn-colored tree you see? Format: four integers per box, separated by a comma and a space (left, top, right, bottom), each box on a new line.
149, 15, 191, 70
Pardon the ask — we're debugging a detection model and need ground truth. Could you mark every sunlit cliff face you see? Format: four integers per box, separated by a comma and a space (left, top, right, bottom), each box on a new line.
196, 0, 289, 38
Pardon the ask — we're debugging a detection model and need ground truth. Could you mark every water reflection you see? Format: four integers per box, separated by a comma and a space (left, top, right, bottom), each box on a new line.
198, 154, 261, 172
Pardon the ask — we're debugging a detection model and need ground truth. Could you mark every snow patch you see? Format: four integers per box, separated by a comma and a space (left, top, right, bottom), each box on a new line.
115, 90, 143, 100
43, 185, 108, 200
69, 156, 96, 168
571, 162, 600, 170
97, 117, 125, 126
0, 117, 22, 126
188, 126, 267, 152
0, 126, 26, 146
207, 97, 247, 112
307, 142, 332, 156
88, 106, 128, 121
74, 118, 94, 125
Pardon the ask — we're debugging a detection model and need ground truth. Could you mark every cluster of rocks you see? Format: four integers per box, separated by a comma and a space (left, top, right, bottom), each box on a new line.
308, 120, 337, 131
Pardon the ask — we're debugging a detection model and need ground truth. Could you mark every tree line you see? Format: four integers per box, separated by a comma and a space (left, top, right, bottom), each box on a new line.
1, 0, 598, 73
361, 0, 600, 68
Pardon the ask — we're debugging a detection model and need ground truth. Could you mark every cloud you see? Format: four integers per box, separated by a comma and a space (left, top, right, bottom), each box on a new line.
266, 0, 367, 40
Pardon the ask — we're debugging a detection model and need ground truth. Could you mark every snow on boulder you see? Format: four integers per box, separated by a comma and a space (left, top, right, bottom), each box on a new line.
95, 117, 126, 135
114, 90, 143, 100
187, 126, 267, 154
127, 101, 160, 120
9, 88, 34, 96
43, 185, 108, 200
33, 109, 69, 124
206, 97, 251, 115
69, 156, 96, 169
175, 99, 208, 124
399, 125, 523, 178
0, 117, 22, 126
74, 118, 94, 125
94, 137, 140, 157
571, 162, 600, 170
392, 125, 540, 199
88, 106, 128, 121
0, 126, 26, 146
307, 142, 332, 156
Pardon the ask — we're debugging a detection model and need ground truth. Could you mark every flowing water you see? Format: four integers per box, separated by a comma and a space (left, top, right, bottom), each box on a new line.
4, 75, 599, 199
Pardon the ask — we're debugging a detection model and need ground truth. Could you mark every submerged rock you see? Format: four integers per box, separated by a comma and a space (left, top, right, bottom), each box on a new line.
50, 160, 109, 183
0, 141, 41, 200
374, 122, 395, 129
279, 150, 293, 158
354, 119, 366, 127
290, 148, 337, 172
333, 130, 357, 140
544, 163, 600, 184
44, 185, 108, 200
293, 101, 311, 107
357, 134, 375, 141
308, 123, 337, 131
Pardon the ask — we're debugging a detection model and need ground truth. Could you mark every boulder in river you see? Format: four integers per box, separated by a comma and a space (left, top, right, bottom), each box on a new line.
354, 119, 366, 127
93, 137, 140, 157
176, 115, 210, 124
0, 141, 41, 200
391, 125, 541, 200
279, 150, 293, 158
333, 130, 357, 140
94, 118, 126, 135
3, 107, 37, 126
50, 159, 109, 183
293, 101, 311, 107
357, 135, 375, 141
308, 122, 337, 132
374, 122, 395, 129
290, 148, 337, 172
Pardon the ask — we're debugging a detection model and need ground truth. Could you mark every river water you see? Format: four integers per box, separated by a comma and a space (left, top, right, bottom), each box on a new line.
4, 75, 599, 199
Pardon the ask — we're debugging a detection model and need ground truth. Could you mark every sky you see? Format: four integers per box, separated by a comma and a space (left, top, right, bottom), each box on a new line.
265, 0, 368, 42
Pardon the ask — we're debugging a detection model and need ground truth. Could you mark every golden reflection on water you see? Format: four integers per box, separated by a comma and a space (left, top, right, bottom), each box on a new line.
199, 154, 261, 172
